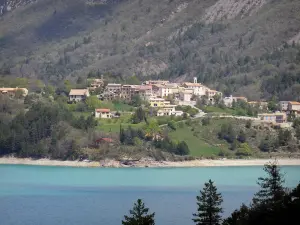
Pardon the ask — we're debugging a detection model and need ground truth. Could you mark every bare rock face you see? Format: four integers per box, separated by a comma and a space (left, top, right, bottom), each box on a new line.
203, 0, 268, 24
0, 0, 37, 15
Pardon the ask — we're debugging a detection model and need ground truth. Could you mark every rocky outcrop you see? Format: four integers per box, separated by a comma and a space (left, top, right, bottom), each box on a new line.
203, 0, 268, 23
0, 0, 37, 15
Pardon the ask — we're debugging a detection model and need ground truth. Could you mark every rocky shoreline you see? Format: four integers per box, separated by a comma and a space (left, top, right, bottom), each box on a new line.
1, 157, 300, 168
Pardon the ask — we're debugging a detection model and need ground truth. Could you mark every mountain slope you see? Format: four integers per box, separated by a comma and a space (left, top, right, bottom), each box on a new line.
0, 0, 300, 100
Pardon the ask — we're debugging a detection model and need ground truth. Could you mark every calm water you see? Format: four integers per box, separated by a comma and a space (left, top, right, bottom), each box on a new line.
0, 165, 299, 225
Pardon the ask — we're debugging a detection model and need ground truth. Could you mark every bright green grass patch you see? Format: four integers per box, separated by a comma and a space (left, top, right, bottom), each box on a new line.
98, 101, 133, 111
203, 106, 255, 117
203, 106, 236, 115
96, 121, 145, 133
169, 126, 221, 157
113, 102, 134, 111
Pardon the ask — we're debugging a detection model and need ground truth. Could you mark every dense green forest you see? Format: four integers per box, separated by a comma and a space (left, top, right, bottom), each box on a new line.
0, 85, 193, 160
122, 162, 300, 225
0, 0, 300, 100
0, 94, 97, 159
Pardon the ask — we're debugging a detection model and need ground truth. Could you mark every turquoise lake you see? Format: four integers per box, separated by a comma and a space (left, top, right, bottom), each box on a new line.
0, 165, 299, 225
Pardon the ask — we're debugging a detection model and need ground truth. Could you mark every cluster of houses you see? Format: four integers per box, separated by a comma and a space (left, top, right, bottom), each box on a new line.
66, 77, 300, 124
68, 77, 223, 118
224, 96, 300, 125
2, 77, 298, 126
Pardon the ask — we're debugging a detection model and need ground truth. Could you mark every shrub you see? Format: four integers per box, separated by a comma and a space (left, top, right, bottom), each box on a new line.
246, 120, 252, 128
168, 121, 177, 130
202, 117, 211, 126
236, 143, 252, 156
237, 130, 246, 143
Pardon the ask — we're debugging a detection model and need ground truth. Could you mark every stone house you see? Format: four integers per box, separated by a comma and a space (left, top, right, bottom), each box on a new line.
223, 95, 248, 107
106, 83, 122, 94
279, 101, 289, 111
69, 89, 90, 102
89, 79, 104, 91
152, 84, 170, 97
121, 85, 138, 101
182, 82, 207, 96
206, 89, 222, 103
136, 85, 152, 100
287, 101, 300, 117
179, 90, 193, 102
149, 98, 171, 107
157, 107, 184, 117
258, 112, 287, 124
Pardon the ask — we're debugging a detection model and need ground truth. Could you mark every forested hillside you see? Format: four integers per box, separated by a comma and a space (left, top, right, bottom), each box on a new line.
0, 0, 300, 100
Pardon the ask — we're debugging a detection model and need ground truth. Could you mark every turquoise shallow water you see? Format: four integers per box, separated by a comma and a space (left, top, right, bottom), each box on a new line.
0, 165, 299, 225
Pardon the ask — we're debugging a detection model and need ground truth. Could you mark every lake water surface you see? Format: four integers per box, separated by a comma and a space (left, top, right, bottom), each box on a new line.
0, 165, 299, 225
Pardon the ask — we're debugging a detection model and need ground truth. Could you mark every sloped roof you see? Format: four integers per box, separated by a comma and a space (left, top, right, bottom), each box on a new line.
0, 87, 28, 95
289, 101, 300, 105
207, 89, 218, 93
183, 82, 202, 87
95, 108, 110, 113
107, 83, 122, 87
69, 89, 89, 96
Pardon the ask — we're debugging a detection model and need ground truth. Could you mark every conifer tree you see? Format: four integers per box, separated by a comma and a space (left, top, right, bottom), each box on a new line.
120, 125, 125, 143
222, 204, 249, 225
122, 199, 155, 225
193, 179, 223, 225
252, 161, 285, 207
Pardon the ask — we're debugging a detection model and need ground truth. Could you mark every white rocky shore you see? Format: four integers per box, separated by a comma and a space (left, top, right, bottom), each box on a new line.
1, 157, 300, 168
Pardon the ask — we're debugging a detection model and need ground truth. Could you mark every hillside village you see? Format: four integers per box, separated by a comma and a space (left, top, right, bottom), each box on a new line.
1, 76, 300, 128
64, 76, 300, 127
2, 75, 300, 162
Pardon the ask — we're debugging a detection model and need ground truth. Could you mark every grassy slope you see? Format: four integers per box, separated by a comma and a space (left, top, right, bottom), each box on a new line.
169, 126, 221, 157
168, 117, 267, 157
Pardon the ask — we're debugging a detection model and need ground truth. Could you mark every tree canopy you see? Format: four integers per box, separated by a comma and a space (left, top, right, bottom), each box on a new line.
193, 179, 223, 225
122, 199, 155, 225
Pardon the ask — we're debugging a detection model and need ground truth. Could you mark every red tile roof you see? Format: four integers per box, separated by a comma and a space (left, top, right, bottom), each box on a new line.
96, 108, 110, 113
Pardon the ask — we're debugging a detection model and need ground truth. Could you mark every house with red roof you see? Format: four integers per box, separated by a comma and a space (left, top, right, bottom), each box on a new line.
95, 108, 112, 119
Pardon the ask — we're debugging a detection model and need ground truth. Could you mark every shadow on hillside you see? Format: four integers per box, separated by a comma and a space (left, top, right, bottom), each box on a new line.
35, 2, 112, 41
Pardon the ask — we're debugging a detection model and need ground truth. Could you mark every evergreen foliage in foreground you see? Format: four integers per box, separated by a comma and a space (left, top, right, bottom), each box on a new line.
193, 179, 223, 225
252, 161, 285, 207
123, 162, 300, 225
122, 199, 155, 225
